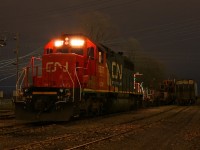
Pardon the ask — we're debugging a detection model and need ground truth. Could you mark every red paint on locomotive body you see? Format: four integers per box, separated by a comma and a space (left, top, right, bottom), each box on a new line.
29, 34, 108, 91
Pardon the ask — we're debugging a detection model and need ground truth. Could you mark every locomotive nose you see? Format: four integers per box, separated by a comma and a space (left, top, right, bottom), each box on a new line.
34, 96, 53, 112
34, 98, 45, 111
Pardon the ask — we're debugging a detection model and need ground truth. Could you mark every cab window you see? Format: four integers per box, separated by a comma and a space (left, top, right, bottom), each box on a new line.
57, 48, 69, 53
87, 47, 94, 59
71, 48, 83, 55
98, 51, 104, 64
46, 48, 53, 54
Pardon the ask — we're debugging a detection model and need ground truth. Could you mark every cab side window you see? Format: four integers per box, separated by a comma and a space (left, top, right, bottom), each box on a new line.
46, 48, 53, 54
87, 47, 94, 59
98, 50, 104, 64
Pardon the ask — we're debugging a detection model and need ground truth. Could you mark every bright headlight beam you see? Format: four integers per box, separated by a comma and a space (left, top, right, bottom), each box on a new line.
54, 40, 64, 47
70, 39, 85, 47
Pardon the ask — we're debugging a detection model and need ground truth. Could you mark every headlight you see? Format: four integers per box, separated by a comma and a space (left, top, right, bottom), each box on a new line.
54, 40, 64, 47
70, 39, 85, 47
59, 89, 63, 93
24, 89, 29, 93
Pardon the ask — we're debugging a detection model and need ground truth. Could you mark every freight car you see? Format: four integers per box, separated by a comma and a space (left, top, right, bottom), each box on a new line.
158, 80, 176, 105
143, 80, 176, 106
175, 79, 198, 105
14, 34, 143, 121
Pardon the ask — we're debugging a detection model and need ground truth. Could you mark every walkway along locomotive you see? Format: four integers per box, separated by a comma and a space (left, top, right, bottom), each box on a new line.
14, 34, 143, 121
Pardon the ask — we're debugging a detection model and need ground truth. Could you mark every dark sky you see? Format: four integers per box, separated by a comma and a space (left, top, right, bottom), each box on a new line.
0, 0, 200, 89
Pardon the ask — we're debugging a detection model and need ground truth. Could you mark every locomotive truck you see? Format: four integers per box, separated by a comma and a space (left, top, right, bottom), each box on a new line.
15, 34, 143, 121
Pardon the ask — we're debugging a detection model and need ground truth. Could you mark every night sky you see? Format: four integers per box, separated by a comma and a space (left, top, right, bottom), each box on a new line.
0, 0, 200, 92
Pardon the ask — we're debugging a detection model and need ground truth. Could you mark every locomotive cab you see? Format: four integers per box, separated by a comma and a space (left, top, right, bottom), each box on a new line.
41, 34, 108, 90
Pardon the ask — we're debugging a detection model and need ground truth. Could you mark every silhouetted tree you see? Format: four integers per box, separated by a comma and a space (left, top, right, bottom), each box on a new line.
124, 38, 166, 89
77, 12, 119, 43
77, 12, 166, 89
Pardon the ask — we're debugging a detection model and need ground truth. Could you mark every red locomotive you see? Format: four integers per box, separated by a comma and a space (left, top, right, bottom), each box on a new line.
15, 34, 143, 121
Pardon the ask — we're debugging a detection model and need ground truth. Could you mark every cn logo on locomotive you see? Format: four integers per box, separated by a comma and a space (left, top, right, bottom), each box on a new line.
46, 62, 68, 72
111, 61, 122, 80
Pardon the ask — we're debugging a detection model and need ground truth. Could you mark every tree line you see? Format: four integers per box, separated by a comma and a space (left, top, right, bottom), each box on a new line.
75, 11, 166, 89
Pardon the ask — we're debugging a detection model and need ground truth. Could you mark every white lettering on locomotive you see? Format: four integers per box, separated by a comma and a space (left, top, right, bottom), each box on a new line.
111, 61, 122, 80
46, 62, 68, 72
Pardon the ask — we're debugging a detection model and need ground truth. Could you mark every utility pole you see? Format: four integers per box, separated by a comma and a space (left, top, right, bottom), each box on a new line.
14, 33, 19, 85
0, 31, 20, 91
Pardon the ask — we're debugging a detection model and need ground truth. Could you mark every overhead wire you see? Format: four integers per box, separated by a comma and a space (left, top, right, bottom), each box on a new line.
0, 46, 43, 82
0, 0, 141, 23
1, 0, 199, 48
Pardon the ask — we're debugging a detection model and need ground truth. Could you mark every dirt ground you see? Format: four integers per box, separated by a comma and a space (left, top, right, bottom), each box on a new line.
0, 101, 200, 150
90, 106, 200, 150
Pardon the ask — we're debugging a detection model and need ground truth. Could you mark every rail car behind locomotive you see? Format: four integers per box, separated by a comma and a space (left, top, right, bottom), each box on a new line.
15, 34, 143, 121
175, 79, 198, 105
158, 80, 176, 105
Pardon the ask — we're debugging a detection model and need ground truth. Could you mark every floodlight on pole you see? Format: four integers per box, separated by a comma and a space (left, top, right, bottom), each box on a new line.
0, 39, 6, 47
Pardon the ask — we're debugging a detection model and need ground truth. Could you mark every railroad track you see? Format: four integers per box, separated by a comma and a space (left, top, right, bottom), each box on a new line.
0, 114, 15, 120
65, 106, 191, 150
2, 105, 177, 135
6, 105, 190, 150
0, 110, 15, 120
0, 122, 57, 136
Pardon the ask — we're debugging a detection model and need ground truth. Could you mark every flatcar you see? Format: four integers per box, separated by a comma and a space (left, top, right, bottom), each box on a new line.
14, 34, 143, 121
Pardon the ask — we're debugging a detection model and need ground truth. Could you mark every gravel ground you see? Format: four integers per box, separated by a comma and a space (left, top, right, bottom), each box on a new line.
0, 102, 200, 150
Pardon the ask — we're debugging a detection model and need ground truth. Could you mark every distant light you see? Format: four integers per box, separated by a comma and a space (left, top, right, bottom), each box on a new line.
0, 44, 5, 47
0, 39, 6, 47
54, 40, 64, 47
70, 39, 85, 47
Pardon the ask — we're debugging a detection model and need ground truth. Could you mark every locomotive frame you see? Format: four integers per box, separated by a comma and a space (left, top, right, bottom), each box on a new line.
15, 34, 143, 121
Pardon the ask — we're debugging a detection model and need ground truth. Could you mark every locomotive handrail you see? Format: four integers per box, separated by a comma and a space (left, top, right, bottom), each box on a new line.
30, 56, 42, 76
16, 68, 26, 99
65, 68, 75, 102
19, 68, 26, 91
75, 67, 82, 101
